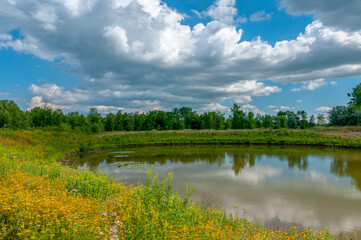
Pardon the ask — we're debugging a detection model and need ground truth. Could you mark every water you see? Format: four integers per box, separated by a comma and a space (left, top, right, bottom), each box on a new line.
63, 145, 361, 235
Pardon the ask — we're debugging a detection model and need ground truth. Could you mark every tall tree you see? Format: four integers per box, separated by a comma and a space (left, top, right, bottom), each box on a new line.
0, 100, 30, 129
328, 106, 348, 126
231, 104, 246, 129
317, 114, 326, 125
348, 83, 361, 109
104, 113, 115, 131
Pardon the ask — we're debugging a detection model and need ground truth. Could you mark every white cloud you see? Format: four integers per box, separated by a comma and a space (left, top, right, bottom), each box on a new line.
0, 92, 10, 97
249, 11, 272, 22
296, 99, 302, 103
0, 33, 11, 41
315, 106, 332, 113
29, 84, 88, 105
93, 105, 123, 114
273, 105, 295, 112
28, 96, 71, 111
235, 95, 252, 104
191, 9, 202, 18
279, 106, 294, 110
204, 0, 238, 24
291, 79, 327, 92
0, 1, 361, 112
201, 103, 230, 113
241, 104, 265, 115
330, 81, 337, 85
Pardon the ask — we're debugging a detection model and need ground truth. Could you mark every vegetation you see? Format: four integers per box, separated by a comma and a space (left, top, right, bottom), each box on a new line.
0, 129, 344, 239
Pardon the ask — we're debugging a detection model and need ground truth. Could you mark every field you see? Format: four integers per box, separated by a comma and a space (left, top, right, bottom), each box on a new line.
1, 128, 359, 239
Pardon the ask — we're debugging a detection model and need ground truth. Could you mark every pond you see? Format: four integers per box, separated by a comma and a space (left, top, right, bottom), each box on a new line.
63, 145, 361, 235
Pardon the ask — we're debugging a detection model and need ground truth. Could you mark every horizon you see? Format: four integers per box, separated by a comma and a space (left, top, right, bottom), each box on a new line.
1, 0, 361, 116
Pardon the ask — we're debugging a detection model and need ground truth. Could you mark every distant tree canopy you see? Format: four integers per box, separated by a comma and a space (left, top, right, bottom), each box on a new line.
1, 83, 361, 132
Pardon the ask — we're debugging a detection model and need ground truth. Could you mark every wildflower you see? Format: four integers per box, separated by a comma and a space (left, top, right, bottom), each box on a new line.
110, 225, 118, 235
114, 220, 122, 226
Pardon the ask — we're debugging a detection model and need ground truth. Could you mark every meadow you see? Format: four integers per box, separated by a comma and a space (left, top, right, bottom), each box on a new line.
1, 129, 358, 239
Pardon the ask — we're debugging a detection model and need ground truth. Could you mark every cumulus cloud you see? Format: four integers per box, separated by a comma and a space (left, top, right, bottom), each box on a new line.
204, 0, 238, 23
28, 96, 71, 111
0, 0, 361, 112
235, 95, 252, 104
280, 0, 361, 31
201, 103, 230, 113
272, 105, 295, 113
291, 79, 327, 91
296, 99, 302, 103
240, 104, 265, 115
315, 106, 332, 113
249, 11, 272, 22
29, 84, 88, 105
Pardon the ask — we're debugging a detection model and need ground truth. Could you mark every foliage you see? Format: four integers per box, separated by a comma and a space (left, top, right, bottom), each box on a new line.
0, 100, 30, 130
0, 101, 320, 133
347, 82, 361, 110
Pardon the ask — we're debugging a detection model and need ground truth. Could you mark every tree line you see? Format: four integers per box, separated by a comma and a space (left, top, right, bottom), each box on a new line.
1, 83, 361, 133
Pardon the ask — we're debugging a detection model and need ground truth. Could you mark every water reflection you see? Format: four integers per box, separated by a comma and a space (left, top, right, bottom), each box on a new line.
66, 146, 361, 189
64, 145, 361, 235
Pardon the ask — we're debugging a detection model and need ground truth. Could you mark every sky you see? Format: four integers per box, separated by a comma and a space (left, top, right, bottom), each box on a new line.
1, 0, 361, 117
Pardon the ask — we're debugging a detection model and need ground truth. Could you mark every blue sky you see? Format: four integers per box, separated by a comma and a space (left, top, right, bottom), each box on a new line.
1, 0, 361, 117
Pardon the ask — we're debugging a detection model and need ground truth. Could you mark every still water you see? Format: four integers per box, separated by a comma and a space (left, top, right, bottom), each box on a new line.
64, 145, 361, 235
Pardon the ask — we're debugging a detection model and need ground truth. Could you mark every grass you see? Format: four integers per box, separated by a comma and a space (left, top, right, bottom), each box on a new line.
1, 128, 356, 239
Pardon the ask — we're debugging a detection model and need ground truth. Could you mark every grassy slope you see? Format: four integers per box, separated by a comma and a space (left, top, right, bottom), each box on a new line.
0, 129, 353, 239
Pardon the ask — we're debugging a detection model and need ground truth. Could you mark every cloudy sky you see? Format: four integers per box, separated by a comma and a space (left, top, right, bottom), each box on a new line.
1, 0, 361, 116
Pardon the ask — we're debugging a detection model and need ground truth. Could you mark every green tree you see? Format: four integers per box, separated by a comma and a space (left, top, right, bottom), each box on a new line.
297, 110, 308, 129
134, 113, 146, 131
276, 115, 287, 129
317, 114, 326, 125
328, 106, 348, 126
263, 115, 274, 129
309, 115, 315, 128
246, 112, 256, 129
231, 104, 246, 129
88, 108, 103, 133
122, 113, 134, 131
286, 111, 299, 129
0, 100, 30, 129
348, 83, 361, 109
170, 108, 185, 130
30, 106, 53, 128
104, 113, 115, 131
115, 110, 124, 131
